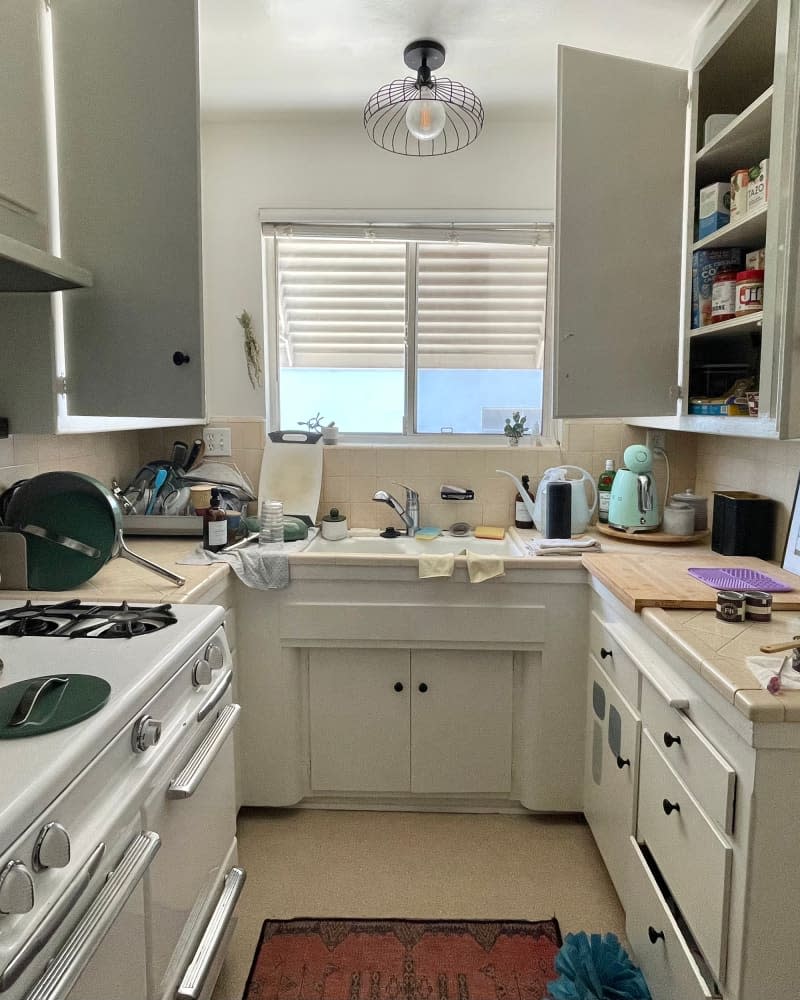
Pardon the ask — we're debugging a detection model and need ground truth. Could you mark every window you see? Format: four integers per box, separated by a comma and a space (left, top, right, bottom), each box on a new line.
264, 222, 551, 437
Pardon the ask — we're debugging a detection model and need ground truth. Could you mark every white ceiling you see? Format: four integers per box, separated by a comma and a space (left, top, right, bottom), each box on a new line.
199, 0, 716, 119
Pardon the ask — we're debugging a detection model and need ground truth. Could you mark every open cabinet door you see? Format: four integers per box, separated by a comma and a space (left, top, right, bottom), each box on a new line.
52, 0, 204, 419
553, 46, 686, 418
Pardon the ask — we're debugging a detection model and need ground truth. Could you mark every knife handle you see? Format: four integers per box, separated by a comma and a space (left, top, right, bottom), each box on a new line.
760, 639, 800, 654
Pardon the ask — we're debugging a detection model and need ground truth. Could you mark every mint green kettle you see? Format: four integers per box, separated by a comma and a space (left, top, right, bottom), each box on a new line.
608, 444, 660, 531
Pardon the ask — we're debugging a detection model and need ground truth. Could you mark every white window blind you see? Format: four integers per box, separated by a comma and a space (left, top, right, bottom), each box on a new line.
416, 242, 549, 370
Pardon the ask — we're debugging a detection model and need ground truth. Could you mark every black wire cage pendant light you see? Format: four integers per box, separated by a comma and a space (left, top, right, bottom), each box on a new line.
363, 39, 484, 156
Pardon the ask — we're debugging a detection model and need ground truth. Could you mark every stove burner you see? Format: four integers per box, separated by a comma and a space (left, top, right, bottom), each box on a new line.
0, 600, 177, 639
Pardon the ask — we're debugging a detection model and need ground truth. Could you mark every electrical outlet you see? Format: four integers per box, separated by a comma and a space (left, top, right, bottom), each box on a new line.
203, 427, 232, 456
646, 429, 666, 452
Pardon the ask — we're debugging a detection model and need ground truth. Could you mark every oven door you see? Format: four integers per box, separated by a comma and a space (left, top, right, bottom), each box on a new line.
142, 688, 242, 1000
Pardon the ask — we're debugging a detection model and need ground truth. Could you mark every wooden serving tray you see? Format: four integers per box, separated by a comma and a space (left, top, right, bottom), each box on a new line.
597, 524, 710, 544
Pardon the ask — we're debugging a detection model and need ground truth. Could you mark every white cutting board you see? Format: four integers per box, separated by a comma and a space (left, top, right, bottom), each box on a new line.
258, 432, 324, 523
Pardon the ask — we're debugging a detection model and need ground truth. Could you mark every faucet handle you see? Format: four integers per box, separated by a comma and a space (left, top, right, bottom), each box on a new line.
392, 481, 418, 499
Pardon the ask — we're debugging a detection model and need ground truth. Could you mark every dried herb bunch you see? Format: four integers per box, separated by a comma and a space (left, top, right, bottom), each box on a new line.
236, 309, 263, 389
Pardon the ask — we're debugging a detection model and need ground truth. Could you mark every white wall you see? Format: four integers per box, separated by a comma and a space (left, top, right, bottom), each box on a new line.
200, 112, 555, 417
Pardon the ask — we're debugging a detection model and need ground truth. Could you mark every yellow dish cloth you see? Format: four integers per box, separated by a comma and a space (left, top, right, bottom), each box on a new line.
466, 550, 505, 583
418, 553, 456, 579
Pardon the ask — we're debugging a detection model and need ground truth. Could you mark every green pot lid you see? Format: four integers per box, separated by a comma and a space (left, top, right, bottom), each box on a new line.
0, 674, 111, 739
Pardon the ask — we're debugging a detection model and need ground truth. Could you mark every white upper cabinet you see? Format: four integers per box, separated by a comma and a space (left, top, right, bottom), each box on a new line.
51, 0, 204, 421
553, 46, 687, 419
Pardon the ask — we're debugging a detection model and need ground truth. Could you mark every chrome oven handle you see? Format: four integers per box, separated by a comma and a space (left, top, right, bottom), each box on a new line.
196, 669, 233, 722
23, 832, 160, 1000
177, 866, 246, 1000
168, 705, 241, 799
0, 843, 106, 992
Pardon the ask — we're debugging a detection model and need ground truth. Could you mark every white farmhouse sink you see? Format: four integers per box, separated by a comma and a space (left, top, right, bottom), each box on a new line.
305, 531, 521, 558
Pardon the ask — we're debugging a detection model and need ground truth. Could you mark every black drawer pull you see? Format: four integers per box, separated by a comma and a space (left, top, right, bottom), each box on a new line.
394, 682, 404, 692
616, 755, 630, 769
663, 731, 681, 748
662, 798, 680, 816
418, 682, 428, 693
600, 647, 613, 660
648, 926, 665, 944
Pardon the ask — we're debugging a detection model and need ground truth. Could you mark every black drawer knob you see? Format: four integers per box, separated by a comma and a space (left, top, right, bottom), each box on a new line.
172, 351, 191, 366
616, 755, 630, 769
394, 682, 404, 692
648, 926, 665, 944
418, 682, 428, 693
663, 731, 681, 748
662, 798, 680, 816
600, 647, 613, 660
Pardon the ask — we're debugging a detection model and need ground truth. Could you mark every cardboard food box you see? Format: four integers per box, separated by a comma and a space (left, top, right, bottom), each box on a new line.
746, 247, 766, 270
747, 159, 768, 213
691, 248, 746, 328
698, 182, 731, 238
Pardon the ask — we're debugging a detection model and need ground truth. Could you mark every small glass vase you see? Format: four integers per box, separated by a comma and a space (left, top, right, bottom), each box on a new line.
507, 436, 520, 447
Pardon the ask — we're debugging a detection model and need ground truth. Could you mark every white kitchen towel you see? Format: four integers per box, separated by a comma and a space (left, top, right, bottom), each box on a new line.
466, 551, 505, 583
418, 553, 456, 579
746, 655, 800, 692
525, 536, 602, 557
179, 532, 315, 590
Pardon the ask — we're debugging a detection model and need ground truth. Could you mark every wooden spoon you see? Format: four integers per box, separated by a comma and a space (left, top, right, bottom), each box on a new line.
760, 638, 800, 654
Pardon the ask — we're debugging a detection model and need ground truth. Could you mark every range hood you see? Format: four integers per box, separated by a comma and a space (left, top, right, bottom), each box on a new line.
0, 232, 92, 291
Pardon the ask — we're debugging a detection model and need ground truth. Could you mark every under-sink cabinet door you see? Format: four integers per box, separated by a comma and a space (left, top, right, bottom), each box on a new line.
309, 649, 411, 792
584, 655, 641, 906
410, 650, 512, 795
554, 46, 686, 418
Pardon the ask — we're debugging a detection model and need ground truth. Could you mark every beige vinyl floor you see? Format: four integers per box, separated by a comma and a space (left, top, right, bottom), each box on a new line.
212, 808, 625, 1000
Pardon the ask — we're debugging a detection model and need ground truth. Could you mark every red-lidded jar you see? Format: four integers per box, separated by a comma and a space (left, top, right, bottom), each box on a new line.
735, 269, 764, 315
711, 269, 738, 322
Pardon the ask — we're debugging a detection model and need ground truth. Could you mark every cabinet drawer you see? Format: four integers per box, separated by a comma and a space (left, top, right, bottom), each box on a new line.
626, 838, 720, 1000
638, 732, 731, 981
641, 677, 735, 833
589, 611, 638, 705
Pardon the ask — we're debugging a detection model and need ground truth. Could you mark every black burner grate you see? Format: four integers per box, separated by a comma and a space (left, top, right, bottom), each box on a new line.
0, 600, 177, 638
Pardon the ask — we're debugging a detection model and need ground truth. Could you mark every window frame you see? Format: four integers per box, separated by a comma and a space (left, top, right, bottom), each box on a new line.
261, 209, 556, 444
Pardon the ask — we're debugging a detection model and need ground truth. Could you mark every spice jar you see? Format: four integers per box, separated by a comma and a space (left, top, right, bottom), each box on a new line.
735, 269, 764, 315
711, 270, 737, 322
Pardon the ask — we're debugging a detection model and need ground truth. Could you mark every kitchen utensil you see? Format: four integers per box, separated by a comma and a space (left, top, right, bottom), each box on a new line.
145, 468, 169, 515
596, 524, 708, 544
17, 523, 101, 558
169, 440, 189, 471
662, 502, 695, 536
0, 530, 28, 589
608, 444, 661, 532
687, 567, 792, 592
184, 438, 205, 472
760, 639, 800, 654
258, 430, 323, 523
0, 674, 111, 739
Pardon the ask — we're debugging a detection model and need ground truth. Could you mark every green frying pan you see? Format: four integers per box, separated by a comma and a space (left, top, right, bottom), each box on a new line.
5, 472, 184, 590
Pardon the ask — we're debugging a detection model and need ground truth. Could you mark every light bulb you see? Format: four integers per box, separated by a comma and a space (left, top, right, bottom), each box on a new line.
405, 89, 446, 141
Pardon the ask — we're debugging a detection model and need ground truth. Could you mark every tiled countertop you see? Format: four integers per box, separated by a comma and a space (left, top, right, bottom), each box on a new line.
643, 607, 800, 723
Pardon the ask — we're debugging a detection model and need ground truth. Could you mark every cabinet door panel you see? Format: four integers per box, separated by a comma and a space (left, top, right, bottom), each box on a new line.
309, 649, 410, 792
554, 46, 686, 418
411, 650, 512, 794
52, 0, 203, 419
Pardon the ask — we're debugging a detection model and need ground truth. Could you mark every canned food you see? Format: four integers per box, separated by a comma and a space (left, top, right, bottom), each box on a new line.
736, 269, 764, 315
745, 591, 773, 622
716, 590, 746, 623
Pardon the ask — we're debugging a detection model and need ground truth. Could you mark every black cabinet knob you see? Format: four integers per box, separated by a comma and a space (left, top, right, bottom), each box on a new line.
600, 647, 613, 660
663, 731, 681, 748
662, 798, 680, 816
418, 682, 428, 693
616, 755, 630, 769
172, 351, 191, 366
648, 926, 665, 944
394, 682, 404, 692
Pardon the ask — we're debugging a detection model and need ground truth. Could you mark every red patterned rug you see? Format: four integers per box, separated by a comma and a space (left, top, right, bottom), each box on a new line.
243, 917, 562, 1000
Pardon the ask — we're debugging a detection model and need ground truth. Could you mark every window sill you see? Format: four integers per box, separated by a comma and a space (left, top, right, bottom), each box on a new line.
319, 435, 562, 450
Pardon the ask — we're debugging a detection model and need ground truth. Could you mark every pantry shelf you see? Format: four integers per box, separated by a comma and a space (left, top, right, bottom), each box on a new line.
689, 311, 763, 338
693, 204, 768, 251
625, 413, 779, 439
694, 86, 773, 187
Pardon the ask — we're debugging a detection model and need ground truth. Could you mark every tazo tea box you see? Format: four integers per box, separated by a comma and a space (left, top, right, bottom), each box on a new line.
698, 181, 731, 238
731, 169, 750, 219
692, 248, 745, 328
748, 159, 768, 212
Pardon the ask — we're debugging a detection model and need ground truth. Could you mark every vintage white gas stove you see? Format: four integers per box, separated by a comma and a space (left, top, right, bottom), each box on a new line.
0, 599, 244, 1000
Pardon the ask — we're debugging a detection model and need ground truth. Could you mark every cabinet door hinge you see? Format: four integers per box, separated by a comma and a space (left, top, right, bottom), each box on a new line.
669, 385, 683, 401
56, 375, 68, 396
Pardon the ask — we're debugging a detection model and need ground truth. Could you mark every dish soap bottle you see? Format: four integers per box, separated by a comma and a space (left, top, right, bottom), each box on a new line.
515, 474, 535, 529
597, 459, 616, 524
203, 488, 227, 552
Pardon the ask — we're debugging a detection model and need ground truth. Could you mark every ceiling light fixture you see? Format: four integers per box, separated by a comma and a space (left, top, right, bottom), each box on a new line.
363, 40, 484, 156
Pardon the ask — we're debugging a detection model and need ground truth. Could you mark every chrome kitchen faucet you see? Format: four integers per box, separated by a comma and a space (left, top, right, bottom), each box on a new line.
373, 483, 419, 537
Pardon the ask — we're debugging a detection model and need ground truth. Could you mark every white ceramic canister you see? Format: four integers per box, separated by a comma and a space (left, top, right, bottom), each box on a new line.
321, 507, 348, 540
670, 488, 708, 531
662, 502, 695, 536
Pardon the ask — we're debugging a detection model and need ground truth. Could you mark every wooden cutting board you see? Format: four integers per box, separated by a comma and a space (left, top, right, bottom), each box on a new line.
582, 552, 800, 611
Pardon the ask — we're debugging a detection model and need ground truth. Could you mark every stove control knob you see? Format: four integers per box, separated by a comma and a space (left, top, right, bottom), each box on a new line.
0, 861, 34, 915
205, 643, 224, 671
132, 715, 162, 753
32, 822, 71, 871
192, 658, 213, 687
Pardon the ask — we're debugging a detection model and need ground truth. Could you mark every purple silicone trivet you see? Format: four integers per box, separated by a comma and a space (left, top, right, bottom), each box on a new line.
688, 567, 793, 592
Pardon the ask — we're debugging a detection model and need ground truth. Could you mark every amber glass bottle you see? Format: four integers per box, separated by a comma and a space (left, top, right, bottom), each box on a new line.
203, 488, 227, 552
515, 474, 535, 529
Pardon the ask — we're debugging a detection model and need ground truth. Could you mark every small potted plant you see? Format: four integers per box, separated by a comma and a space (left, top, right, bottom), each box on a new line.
504, 411, 528, 446
321, 421, 339, 445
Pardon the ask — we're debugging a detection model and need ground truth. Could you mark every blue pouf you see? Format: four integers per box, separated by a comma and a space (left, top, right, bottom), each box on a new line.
547, 932, 651, 999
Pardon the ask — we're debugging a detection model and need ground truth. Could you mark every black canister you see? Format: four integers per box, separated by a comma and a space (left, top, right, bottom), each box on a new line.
711, 491, 775, 559
545, 480, 572, 538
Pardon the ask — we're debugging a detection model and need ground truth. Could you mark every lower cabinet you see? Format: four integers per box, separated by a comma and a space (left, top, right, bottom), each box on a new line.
309, 648, 513, 795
